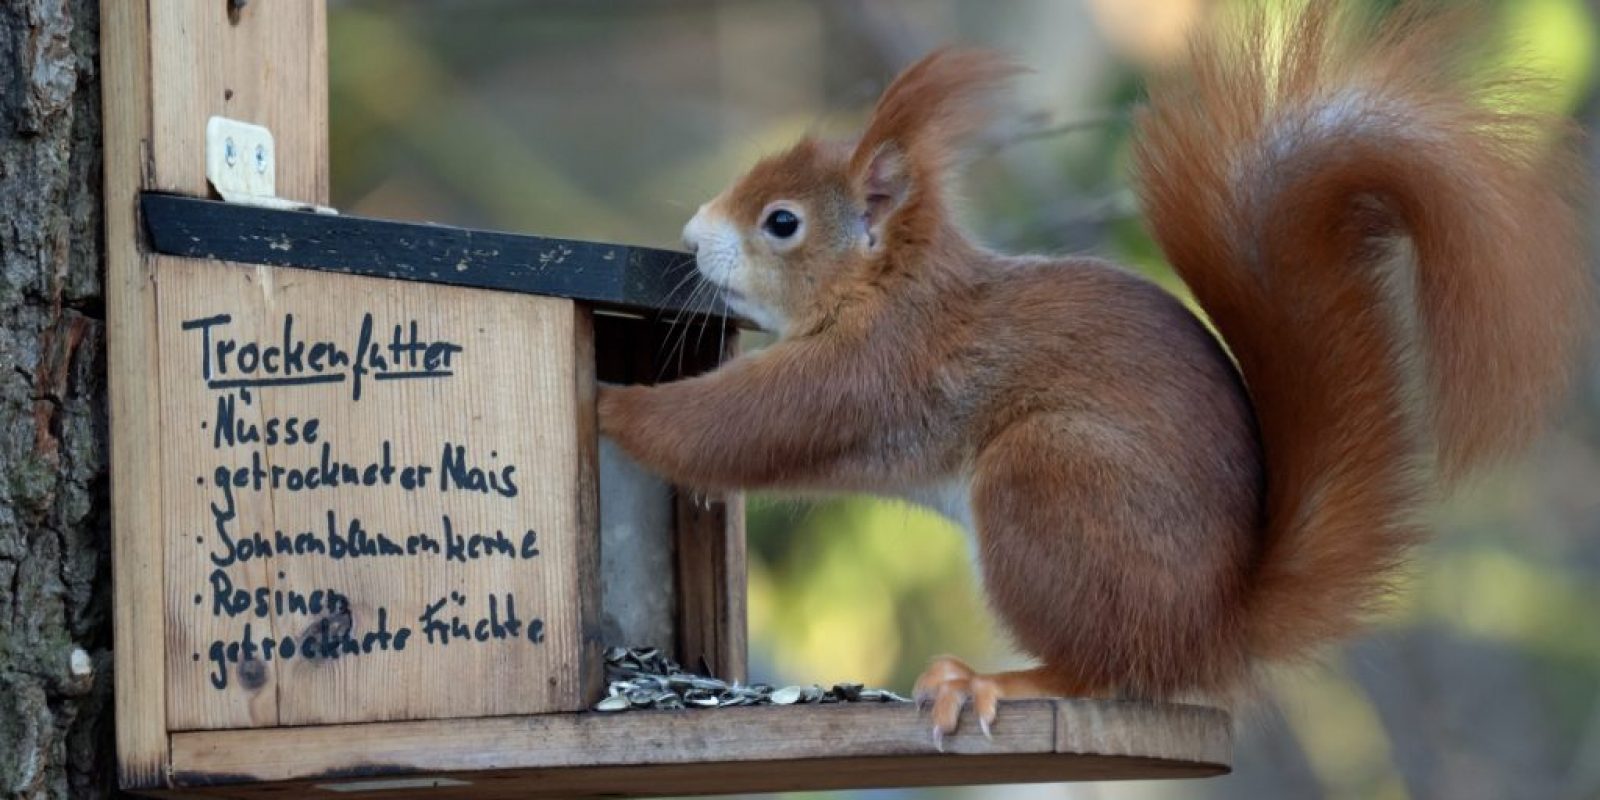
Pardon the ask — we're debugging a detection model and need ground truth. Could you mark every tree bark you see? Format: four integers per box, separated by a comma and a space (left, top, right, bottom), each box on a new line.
0, 0, 114, 798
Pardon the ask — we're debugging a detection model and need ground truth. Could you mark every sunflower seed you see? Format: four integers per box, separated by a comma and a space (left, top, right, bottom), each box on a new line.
591, 646, 911, 711
770, 686, 802, 705
595, 694, 631, 712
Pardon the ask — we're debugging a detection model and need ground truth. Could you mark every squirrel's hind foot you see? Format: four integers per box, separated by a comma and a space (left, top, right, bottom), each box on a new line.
912, 657, 1096, 749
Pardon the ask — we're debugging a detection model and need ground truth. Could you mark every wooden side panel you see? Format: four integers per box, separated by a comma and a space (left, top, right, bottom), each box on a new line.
155, 259, 587, 729
671, 325, 747, 682
102, 0, 167, 787
571, 306, 605, 706
674, 492, 747, 682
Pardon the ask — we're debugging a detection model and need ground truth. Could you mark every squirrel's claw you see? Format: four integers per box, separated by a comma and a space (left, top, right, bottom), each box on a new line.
912, 656, 1002, 746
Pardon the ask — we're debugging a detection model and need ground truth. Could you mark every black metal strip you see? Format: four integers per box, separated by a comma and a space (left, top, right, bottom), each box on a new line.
140, 193, 733, 318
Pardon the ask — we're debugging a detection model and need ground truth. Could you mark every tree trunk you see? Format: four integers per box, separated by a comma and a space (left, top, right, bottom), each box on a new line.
0, 0, 114, 798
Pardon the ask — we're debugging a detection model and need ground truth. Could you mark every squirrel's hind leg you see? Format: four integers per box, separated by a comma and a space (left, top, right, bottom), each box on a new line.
937, 413, 1253, 722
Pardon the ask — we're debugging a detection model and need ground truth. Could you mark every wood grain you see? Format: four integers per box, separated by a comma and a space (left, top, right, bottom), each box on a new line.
102, 0, 167, 787
1056, 699, 1232, 765
163, 700, 1231, 796
674, 490, 747, 682
572, 305, 605, 706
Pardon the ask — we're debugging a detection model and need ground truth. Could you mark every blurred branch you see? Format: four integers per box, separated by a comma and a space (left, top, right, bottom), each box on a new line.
984, 190, 1140, 253
979, 109, 1134, 156
1035, 191, 1140, 229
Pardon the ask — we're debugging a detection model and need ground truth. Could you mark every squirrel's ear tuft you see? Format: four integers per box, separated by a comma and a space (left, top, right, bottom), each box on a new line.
848, 47, 1020, 227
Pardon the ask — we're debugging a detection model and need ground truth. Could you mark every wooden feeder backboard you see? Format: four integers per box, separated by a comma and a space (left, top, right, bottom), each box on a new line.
155, 259, 587, 729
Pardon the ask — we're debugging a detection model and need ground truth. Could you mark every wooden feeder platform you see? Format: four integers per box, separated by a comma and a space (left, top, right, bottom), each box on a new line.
164, 700, 1230, 798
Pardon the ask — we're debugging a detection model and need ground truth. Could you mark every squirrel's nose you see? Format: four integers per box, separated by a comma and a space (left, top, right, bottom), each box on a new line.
682, 204, 709, 254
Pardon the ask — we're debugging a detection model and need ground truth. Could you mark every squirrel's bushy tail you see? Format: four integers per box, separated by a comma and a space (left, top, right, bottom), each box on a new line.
1131, 2, 1589, 661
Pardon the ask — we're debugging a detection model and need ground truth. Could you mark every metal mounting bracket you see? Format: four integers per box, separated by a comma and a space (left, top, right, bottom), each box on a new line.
204, 116, 336, 214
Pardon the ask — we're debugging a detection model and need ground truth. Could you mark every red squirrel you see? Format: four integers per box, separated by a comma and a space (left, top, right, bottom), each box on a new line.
599, 1, 1591, 737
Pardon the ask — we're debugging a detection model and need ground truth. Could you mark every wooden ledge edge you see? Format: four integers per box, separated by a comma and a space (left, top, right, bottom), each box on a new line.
165, 698, 1232, 790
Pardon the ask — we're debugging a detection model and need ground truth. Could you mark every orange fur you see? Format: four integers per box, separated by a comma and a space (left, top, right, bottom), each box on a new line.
599, 1, 1590, 721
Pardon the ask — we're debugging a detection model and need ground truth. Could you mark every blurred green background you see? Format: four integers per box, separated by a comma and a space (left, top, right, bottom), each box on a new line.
326, 1, 1600, 798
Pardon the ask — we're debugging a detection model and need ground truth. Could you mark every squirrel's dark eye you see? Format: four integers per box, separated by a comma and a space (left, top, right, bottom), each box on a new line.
763, 208, 800, 239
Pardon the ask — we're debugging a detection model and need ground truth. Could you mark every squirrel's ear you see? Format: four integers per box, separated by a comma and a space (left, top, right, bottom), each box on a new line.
860, 144, 908, 249
848, 47, 1020, 247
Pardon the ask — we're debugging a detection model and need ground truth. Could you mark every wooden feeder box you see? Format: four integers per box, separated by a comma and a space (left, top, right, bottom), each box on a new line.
104, 3, 1232, 797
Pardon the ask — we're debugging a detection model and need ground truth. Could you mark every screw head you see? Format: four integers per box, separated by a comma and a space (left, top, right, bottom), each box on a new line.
224, 137, 237, 167
253, 144, 268, 174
